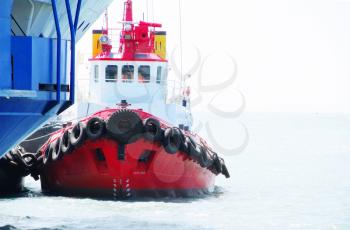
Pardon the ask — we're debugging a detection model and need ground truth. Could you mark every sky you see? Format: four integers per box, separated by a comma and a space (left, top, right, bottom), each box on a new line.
77, 0, 350, 113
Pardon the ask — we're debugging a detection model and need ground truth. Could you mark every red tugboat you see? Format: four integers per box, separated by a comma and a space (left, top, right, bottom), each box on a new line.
38, 0, 229, 199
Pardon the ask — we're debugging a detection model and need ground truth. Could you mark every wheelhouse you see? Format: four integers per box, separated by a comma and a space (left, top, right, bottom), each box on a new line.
89, 60, 168, 104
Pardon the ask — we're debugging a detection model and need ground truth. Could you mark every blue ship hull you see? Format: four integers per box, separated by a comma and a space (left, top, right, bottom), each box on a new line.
0, 0, 72, 157
0, 98, 67, 157
0, 0, 112, 158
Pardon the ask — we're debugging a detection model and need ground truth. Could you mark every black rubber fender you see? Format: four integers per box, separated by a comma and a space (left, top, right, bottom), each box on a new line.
174, 127, 185, 142
106, 109, 143, 144
43, 143, 53, 165
180, 136, 190, 153
198, 146, 214, 168
69, 122, 87, 147
170, 128, 186, 153
221, 161, 230, 178
20, 153, 37, 168
86, 117, 105, 140
7, 146, 35, 173
60, 129, 73, 154
8, 148, 24, 168
36, 149, 44, 166
143, 117, 162, 142
51, 139, 63, 161
186, 136, 202, 161
212, 153, 222, 174
3, 152, 14, 162
162, 127, 182, 154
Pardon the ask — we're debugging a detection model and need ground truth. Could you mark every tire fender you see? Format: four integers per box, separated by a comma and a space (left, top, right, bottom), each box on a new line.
143, 117, 162, 142
60, 129, 73, 154
162, 127, 182, 154
86, 117, 105, 140
51, 139, 63, 161
69, 122, 87, 147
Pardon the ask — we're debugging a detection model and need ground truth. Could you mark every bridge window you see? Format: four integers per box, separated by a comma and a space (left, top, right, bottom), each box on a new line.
138, 65, 150, 83
94, 65, 99, 82
122, 65, 134, 82
105, 65, 118, 82
156, 66, 162, 84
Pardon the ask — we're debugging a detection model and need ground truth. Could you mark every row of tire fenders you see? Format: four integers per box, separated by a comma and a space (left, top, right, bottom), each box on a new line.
39, 109, 230, 178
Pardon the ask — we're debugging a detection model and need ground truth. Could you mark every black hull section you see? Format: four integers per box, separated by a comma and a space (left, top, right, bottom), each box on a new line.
0, 146, 40, 196
0, 161, 24, 196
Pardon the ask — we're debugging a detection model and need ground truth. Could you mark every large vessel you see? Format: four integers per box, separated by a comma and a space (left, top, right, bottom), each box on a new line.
37, 0, 230, 199
0, 0, 113, 158
0, 0, 113, 195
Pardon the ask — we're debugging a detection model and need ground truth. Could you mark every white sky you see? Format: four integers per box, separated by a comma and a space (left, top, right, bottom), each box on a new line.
77, 0, 350, 113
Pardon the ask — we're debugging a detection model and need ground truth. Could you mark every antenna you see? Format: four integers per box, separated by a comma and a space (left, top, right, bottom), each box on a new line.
178, 0, 183, 88
146, 0, 149, 21
104, 9, 108, 34
152, 0, 154, 22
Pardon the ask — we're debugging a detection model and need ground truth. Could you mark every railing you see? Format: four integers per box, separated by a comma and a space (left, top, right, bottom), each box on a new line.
104, 28, 123, 53
51, 0, 61, 102
51, 0, 82, 105
65, 0, 82, 104
75, 76, 185, 104
163, 79, 183, 103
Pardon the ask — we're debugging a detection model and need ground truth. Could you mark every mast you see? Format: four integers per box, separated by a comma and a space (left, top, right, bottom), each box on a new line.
119, 0, 134, 59
92, 0, 163, 60
104, 10, 109, 34
124, 0, 133, 22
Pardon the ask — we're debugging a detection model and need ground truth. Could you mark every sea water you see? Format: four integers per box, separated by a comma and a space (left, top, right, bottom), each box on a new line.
0, 113, 349, 230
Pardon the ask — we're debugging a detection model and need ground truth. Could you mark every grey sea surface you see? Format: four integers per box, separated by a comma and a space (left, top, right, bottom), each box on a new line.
0, 113, 349, 230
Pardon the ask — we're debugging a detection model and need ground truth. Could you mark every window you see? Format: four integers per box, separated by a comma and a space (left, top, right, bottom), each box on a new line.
105, 65, 118, 82
122, 65, 134, 82
156, 66, 162, 84
94, 65, 99, 82
138, 65, 150, 83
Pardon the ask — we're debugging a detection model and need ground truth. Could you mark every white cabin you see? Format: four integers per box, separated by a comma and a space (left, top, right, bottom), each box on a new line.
78, 60, 192, 130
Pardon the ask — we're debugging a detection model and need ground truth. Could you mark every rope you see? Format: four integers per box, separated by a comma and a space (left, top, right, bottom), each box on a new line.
22, 114, 90, 142
21, 129, 61, 142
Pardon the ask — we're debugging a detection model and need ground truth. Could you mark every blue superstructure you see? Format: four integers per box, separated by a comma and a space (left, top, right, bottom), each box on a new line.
0, 0, 112, 157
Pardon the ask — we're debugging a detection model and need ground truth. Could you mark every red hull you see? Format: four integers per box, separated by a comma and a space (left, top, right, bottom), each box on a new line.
39, 108, 228, 199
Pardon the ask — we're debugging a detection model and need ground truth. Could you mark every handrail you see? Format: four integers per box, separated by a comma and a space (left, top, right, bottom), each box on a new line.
51, 0, 61, 102
65, 0, 82, 104
73, 0, 82, 31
